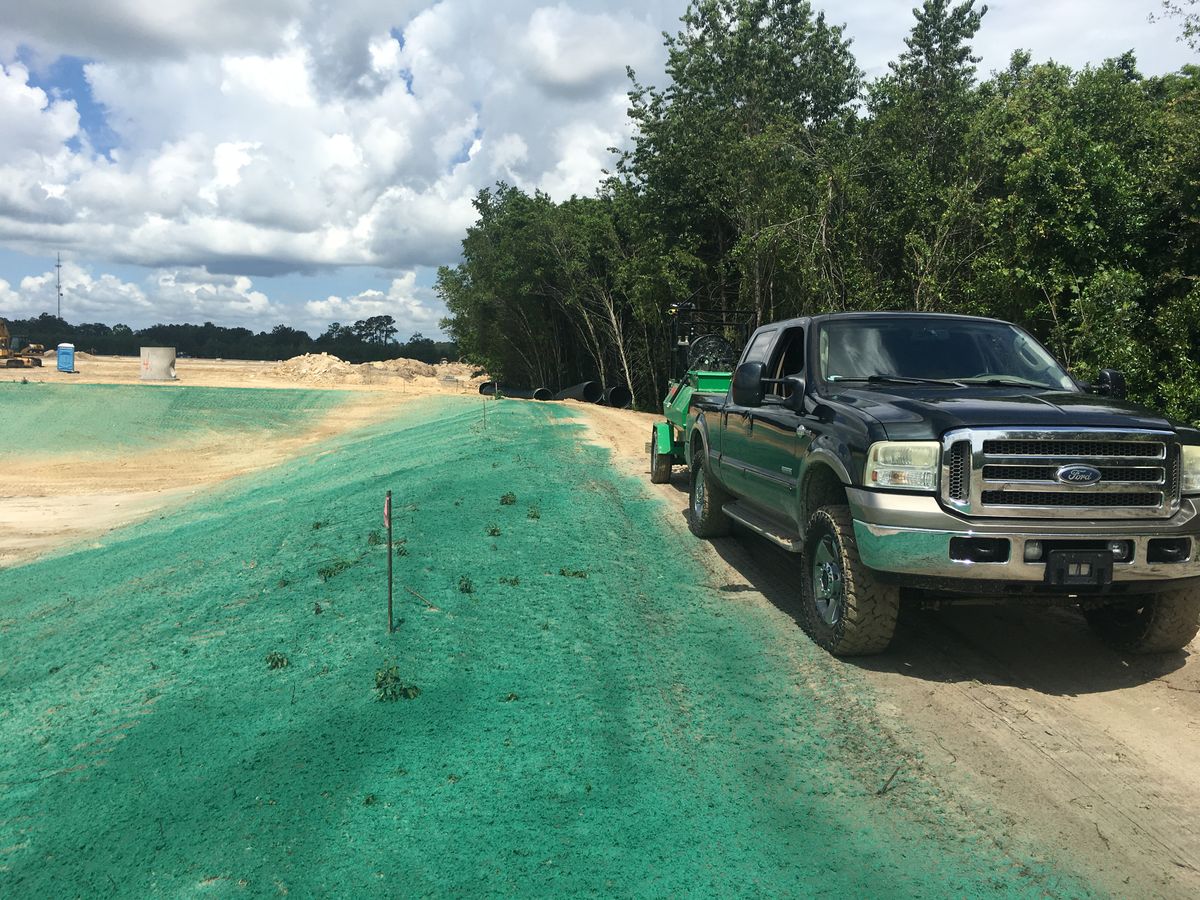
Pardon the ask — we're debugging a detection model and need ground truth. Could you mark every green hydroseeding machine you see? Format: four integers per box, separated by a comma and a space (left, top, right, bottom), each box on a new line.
649, 304, 751, 483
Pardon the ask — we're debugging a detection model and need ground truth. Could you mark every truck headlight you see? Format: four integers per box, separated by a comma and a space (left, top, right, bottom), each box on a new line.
1182, 446, 1200, 495
865, 441, 940, 492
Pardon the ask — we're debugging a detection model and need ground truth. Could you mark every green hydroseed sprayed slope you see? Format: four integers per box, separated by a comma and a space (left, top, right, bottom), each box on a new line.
0, 382, 346, 457
0, 397, 1092, 897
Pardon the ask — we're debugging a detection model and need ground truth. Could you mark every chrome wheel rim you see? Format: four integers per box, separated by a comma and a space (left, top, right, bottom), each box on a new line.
692, 467, 705, 517
811, 534, 844, 626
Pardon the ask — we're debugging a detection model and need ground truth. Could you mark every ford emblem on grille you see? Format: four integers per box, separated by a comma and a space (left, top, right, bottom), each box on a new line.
1055, 464, 1102, 485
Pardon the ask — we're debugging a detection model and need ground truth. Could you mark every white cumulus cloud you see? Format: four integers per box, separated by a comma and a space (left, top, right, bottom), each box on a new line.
0, 0, 1193, 333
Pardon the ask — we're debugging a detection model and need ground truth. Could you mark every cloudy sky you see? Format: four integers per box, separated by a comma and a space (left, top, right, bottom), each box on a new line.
0, 1, 1193, 338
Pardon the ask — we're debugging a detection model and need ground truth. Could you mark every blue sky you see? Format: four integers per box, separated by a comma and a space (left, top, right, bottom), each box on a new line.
0, 0, 1194, 336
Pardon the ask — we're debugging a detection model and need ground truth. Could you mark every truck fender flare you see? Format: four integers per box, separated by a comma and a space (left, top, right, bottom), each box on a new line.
802, 445, 853, 487
796, 443, 856, 532
687, 414, 711, 469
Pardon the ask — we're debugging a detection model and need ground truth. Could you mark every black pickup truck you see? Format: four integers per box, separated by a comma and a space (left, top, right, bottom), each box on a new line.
682, 312, 1200, 656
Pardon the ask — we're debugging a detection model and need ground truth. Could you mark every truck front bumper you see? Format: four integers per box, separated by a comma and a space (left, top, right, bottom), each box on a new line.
848, 488, 1200, 585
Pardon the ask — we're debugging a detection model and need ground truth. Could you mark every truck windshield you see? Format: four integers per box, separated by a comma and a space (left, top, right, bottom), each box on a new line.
818, 318, 1076, 391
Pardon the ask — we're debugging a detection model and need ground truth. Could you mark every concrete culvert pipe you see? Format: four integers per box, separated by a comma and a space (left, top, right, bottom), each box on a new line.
140, 346, 178, 381
604, 384, 632, 408
479, 381, 498, 396
553, 381, 603, 403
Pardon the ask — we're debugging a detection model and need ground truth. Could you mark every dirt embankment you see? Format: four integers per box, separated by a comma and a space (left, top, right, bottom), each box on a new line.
577, 402, 1200, 899
1, 353, 491, 568
10, 352, 488, 394
0, 393, 409, 569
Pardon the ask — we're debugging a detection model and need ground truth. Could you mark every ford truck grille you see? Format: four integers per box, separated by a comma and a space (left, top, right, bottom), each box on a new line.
940, 428, 1180, 519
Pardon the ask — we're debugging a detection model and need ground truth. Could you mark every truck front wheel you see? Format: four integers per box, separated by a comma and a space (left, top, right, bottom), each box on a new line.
800, 506, 899, 656
687, 456, 731, 538
1083, 588, 1200, 653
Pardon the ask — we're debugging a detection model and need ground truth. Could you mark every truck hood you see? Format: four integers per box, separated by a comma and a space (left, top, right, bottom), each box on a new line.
823, 386, 1174, 441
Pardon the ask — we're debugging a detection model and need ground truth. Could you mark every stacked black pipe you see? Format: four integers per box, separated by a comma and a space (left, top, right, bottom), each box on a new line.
478, 379, 630, 407
478, 382, 552, 401
553, 381, 602, 403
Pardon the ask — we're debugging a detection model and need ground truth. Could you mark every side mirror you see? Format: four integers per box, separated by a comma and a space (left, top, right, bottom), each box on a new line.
731, 361, 765, 407
784, 374, 806, 411
1096, 368, 1127, 400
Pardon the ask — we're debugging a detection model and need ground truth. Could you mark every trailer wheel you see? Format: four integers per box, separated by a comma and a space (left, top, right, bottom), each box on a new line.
1083, 588, 1200, 653
800, 506, 899, 656
649, 427, 673, 484
687, 455, 731, 538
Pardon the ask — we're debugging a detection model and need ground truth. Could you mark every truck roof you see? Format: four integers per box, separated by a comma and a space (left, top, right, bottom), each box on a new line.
756, 311, 1018, 331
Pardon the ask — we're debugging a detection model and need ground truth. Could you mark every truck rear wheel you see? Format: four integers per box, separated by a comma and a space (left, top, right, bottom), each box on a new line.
687, 455, 731, 538
649, 427, 673, 484
1083, 588, 1200, 653
800, 506, 899, 656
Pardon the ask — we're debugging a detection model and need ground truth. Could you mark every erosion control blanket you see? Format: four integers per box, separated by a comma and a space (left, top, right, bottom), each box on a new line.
0, 394, 1090, 896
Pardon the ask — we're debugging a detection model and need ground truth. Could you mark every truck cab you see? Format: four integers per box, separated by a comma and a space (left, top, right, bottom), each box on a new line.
682, 312, 1200, 656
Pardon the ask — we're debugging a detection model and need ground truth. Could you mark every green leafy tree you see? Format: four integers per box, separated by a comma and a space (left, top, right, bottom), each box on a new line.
1157, 1, 1200, 50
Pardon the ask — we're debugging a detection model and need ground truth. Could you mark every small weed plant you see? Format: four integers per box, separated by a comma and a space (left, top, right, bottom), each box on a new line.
265, 651, 289, 670
394, 538, 408, 557
559, 567, 588, 579
499, 492, 517, 506
367, 529, 382, 546
317, 559, 354, 582
486, 523, 501, 536
458, 575, 475, 594
375, 661, 420, 701
527, 505, 540, 520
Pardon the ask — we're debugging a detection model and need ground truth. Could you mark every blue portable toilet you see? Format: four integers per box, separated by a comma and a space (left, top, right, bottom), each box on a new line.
57, 343, 75, 373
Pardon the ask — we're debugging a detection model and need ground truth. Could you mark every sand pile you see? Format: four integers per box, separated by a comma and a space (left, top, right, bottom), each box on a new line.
373, 357, 436, 378
269, 353, 356, 384
264, 353, 485, 388
40, 349, 98, 361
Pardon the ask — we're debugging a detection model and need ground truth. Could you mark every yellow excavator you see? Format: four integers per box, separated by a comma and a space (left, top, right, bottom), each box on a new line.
0, 318, 44, 367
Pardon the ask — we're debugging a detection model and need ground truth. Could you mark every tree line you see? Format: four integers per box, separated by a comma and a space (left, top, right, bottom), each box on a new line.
437, 0, 1200, 419
2, 312, 458, 365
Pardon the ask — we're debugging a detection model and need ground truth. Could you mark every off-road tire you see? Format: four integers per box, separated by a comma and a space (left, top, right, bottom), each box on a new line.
1083, 588, 1200, 653
800, 505, 899, 656
649, 428, 673, 484
687, 454, 731, 538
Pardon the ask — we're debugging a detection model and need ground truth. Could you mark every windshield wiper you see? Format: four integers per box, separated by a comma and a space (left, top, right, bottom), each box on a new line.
960, 377, 1050, 389
829, 374, 968, 388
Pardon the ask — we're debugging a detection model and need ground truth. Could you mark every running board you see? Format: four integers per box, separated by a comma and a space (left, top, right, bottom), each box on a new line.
722, 502, 803, 552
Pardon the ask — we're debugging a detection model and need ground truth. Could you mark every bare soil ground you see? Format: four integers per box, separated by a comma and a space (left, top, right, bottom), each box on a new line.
577, 402, 1200, 899
0, 356, 480, 568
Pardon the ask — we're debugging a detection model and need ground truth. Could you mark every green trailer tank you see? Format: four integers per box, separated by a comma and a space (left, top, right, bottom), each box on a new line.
649, 306, 751, 484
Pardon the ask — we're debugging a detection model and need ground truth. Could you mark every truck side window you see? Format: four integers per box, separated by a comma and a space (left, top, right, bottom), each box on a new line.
741, 330, 775, 366
766, 328, 804, 400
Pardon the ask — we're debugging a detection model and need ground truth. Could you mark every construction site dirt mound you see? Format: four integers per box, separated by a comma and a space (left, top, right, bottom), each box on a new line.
258, 352, 481, 387
40, 349, 98, 360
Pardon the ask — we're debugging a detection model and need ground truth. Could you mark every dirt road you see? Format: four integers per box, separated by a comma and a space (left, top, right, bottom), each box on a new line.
579, 402, 1200, 898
